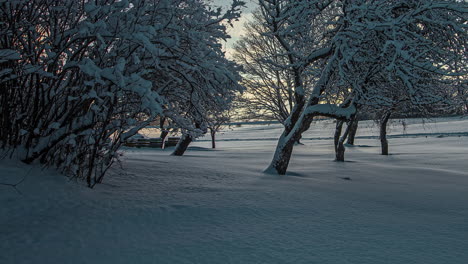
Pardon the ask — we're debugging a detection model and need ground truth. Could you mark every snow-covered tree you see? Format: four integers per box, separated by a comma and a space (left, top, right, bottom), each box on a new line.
0, 0, 244, 186
206, 108, 234, 149
162, 1, 245, 156
263, 0, 467, 174
233, 11, 303, 124
1, 0, 165, 186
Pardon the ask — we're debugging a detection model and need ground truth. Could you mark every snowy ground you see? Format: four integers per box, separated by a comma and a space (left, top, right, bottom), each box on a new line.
1, 117, 468, 264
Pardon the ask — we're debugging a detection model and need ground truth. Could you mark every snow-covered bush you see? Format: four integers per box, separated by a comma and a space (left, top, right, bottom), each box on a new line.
0, 0, 244, 186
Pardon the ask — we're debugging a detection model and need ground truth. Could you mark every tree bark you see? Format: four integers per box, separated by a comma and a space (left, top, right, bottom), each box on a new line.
346, 120, 358, 145
265, 109, 320, 174
295, 134, 303, 145
334, 113, 357, 162
172, 133, 193, 156
210, 128, 216, 149
264, 131, 298, 175
160, 130, 169, 149
160, 130, 169, 141
159, 117, 167, 137
334, 120, 344, 152
380, 111, 391, 155
159, 117, 169, 149
265, 52, 338, 175
336, 120, 355, 161
336, 139, 346, 162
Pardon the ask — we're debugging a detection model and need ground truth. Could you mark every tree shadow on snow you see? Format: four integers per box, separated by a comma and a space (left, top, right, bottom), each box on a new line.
333, 160, 358, 163
344, 144, 374, 148
187, 146, 220, 151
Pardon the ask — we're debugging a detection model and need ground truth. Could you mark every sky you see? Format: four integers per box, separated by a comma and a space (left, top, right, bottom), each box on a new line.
211, 0, 258, 57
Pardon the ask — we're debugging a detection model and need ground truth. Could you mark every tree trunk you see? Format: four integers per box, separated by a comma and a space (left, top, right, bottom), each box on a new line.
160, 130, 169, 149
380, 111, 391, 155
159, 117, 167, 137
159, 117, 169, 149
336, 139, 346, 162
346, 120, 358, 145
172, 133, 193, 156
334, 120, 344, 152
295, 134, 303, 145
265, 111, 318, 175
210, 128, 216, 149
335, 116, 357, 162
336, 120, 353, 162
266, 100, 355, 174
266, 53, 337, 175
160, 130, 169, 141
264, 131, 297, 175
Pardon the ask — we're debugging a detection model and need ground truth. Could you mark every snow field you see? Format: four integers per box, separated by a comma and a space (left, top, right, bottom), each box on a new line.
1, 117, 467, 264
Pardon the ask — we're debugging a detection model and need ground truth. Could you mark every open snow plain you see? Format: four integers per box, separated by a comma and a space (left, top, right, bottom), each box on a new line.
1, 117, 468, 264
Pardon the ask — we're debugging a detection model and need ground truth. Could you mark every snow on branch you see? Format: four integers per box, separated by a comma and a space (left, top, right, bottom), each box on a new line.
305, 103, 356, 120
0, 0, 245, 186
